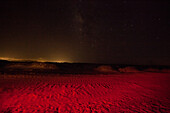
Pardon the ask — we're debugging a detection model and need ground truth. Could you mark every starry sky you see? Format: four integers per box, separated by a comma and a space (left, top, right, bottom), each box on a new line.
0, 0, 169, 65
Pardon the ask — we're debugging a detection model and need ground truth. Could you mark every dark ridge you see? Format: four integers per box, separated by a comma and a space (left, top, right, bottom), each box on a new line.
0, 60, 170, 75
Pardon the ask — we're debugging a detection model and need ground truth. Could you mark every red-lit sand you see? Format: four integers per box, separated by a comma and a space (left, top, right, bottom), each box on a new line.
0, 73, 169, 113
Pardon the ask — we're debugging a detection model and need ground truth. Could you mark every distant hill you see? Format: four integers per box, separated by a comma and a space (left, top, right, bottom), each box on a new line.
0, 60, 170, 75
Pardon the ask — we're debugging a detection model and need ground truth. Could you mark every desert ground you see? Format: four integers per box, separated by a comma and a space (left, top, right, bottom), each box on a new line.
0, 72, 169, 113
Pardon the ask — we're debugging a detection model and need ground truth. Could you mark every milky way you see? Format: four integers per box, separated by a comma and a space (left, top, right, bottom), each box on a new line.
0, 0, 169, 65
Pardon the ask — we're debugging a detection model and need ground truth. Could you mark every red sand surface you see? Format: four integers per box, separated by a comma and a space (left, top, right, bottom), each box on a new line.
0, 73, 170, 113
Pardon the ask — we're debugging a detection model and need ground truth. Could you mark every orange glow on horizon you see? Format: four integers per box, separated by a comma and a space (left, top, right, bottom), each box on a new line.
0, 57, 72, 63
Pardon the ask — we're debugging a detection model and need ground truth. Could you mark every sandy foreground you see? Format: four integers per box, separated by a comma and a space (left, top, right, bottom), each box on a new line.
0, 73, 169, 113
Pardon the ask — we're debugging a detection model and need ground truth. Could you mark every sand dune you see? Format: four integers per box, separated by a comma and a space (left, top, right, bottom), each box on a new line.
0, 73, 169, 113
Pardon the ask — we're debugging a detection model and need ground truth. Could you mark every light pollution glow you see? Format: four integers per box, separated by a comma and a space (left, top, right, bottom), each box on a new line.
0, 57, 72, 63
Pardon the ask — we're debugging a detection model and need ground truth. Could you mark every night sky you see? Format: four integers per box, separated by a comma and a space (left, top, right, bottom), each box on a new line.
0, 0, 169, 65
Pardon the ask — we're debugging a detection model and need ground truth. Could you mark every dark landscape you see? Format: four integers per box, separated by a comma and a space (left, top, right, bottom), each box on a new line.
0, 60, 170, 113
